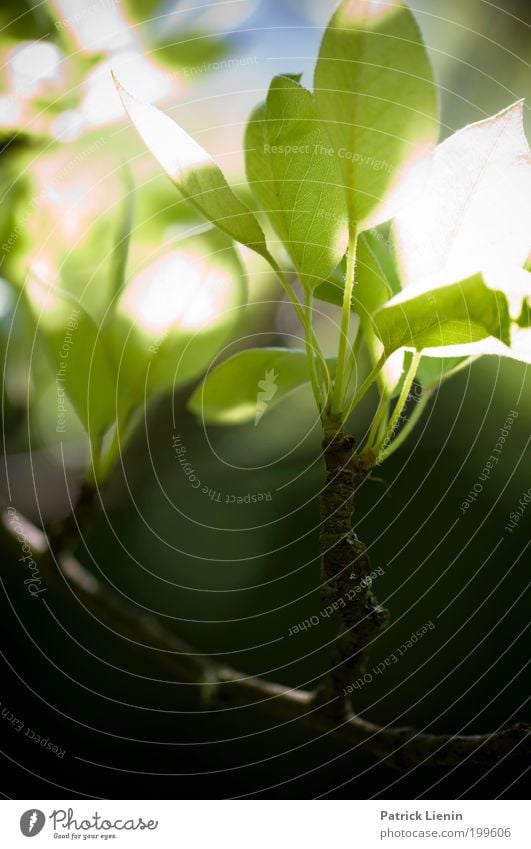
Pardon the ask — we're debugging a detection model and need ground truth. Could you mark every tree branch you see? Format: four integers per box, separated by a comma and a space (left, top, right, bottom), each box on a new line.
317, 430, 388, 707
1, 508, 528, 772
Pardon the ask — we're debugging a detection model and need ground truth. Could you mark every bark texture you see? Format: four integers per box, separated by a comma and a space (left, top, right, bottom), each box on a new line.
318, 430, 388, 706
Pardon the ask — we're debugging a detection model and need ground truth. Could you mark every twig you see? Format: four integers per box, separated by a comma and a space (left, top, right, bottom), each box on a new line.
1, 509, 529, 772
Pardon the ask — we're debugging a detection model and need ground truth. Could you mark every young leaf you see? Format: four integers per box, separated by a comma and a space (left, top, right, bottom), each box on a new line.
518, 296, 531, 328
374, 274, 510, 357
355, 231, 406, 394
393, 102, 531, 296
188, 347, 321, 425
114, 76, 269, 258
315, 231, 397, 310
245, 74, 348, 288
373, 273, 511, 356
25, 276, 117, 440
109, 166, 135, 299
314, 0, 438, 229
315, 231, 404, 393
111, 228, 247, 410
416, 356, 467, 390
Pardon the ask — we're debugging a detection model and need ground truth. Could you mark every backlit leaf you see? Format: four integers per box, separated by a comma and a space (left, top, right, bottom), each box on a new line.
394, 102, 531, 296
111, 228, 247, 410
25, 276, 117, 440
115, 77, 269, 257
188, 347, 320, 425
245, 74, 348, 288
373, 273, 511, 356
314, 0, 438, 229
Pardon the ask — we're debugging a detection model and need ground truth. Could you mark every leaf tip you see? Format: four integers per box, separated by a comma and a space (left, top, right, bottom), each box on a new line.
334, 0, 403, 26
111, 68, 126, 96
111, 71, 139, 114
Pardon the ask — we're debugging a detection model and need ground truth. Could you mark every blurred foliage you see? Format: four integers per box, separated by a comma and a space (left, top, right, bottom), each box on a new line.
0, 0, 530, 798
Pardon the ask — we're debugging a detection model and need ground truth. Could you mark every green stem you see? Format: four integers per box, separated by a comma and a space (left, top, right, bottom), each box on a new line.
344, 318, 364, 394
269, 257, 330, 403
440, 355, 479, 382
267, 254, 306, 326
378, 389, 432, 463
87, 434, 103, 487
96, 407, 143, 484
366, 388, 390, 449
376, 398, 390, 445
342, 352, 386, 425
303, 289, 326, 410
331, 227, 358, 416
375, 351, 421, 461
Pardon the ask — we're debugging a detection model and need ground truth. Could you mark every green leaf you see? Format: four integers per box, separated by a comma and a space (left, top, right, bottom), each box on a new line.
0, 4, 54, 40
314, 0, 438, 228
188, 347, 320, 425
373, 274, 511, 356
151, 30, 231, 72
355, 230, 405, 394
0, 156, 34, 284
355, 230, 397, 319
109, 167, 135, 299
315, 230, 397, 310
25, 276, 117, 440
114, 77, 269, 257
120, 0, 163, 22
315, 230, 405, 394
111, 229, 247, 410
53, 216, 121, 323
518, 297, 531, 328
416, 356, 467, 390
245, 74, 348, 288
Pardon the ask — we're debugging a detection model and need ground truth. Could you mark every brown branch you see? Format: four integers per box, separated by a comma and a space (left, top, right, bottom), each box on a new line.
317, 429, 388, 708
1, 508, 529, 772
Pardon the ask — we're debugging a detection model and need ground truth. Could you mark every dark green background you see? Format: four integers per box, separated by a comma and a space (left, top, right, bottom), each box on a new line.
1, 0, 529, 799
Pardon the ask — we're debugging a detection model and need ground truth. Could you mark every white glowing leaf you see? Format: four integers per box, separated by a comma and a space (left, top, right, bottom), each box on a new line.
394, 102, 531, 292
114, 78, 268, 257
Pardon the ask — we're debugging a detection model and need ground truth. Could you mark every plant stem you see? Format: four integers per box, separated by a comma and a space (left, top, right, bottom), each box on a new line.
378, 389, 433, 463
367, 387, 390, 448
303, 289, 327, 410
375, 351, 421, 461
343, 317, 364, 392
440, 354, 479, 382
96, 407, 143, 484
2, 510, 529, 771
331, 227, 358, 416
270, 258, 330, 402
342, 352, 386, 424
267, 254, 306, 326
87, 434, 103, 487
317, 428, 389, 710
